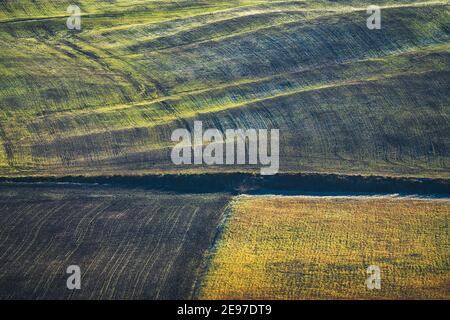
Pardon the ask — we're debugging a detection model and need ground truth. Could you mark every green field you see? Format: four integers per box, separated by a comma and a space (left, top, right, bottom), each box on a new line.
0, 0, 448, 177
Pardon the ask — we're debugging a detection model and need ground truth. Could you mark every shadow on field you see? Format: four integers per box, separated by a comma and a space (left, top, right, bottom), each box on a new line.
1, 173, 449, 196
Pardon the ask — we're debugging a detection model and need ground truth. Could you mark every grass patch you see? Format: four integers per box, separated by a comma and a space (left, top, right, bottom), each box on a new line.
200, 195, 450, 299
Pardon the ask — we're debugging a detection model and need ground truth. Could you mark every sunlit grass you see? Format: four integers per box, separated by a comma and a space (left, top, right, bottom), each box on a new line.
200, 196, 450, 299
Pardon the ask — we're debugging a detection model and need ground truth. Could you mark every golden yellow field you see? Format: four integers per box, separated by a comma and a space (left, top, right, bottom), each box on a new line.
200, 196, 450, 300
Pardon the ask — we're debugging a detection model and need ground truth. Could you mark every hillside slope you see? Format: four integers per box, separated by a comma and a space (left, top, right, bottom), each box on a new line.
0, 0, 449, 177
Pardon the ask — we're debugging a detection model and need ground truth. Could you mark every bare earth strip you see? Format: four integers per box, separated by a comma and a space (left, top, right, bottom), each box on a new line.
0, 184, 231, 299
200, 195, 450, 299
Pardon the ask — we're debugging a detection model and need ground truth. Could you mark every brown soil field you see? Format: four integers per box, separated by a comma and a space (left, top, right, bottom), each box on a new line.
0, 184, 231, 299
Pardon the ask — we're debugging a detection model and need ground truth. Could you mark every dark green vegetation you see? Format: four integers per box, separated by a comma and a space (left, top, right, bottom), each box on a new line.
0, 184, 230, 299
2, 172, 449, 195
0, 0, 449, 177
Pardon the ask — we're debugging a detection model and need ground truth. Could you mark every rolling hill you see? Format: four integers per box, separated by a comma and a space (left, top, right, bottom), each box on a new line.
0, 0, 448, 177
